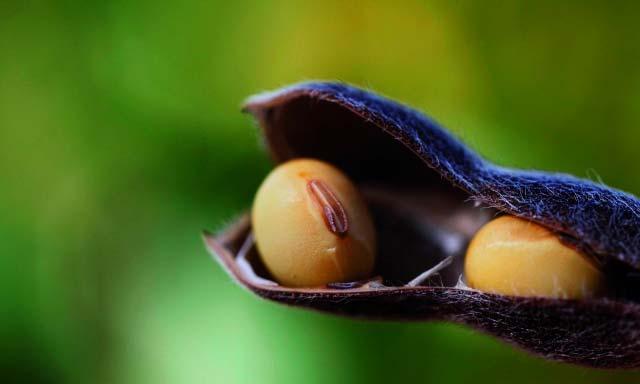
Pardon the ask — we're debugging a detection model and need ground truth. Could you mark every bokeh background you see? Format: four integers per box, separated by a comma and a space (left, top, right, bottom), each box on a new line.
3, 0, 640, 383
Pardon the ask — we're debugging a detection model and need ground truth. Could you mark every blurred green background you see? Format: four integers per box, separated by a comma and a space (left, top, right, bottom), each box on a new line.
3, 0, 640, 383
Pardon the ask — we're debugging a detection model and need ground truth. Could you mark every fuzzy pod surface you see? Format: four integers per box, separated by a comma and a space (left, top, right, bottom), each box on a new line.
204, 81, 640, 369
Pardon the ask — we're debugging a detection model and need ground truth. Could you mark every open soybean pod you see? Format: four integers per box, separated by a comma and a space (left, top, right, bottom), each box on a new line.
203, 82, 640, 369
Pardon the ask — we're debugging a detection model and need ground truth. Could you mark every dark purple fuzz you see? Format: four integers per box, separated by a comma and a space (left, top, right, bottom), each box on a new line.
248, 81, 640, 270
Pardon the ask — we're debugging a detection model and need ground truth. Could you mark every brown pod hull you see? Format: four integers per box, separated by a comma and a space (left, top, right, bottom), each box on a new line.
206, 82, 640, 368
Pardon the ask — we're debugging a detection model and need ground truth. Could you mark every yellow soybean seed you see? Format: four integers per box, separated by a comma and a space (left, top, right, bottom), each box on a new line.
252, 159, 376, 287
465, 215, 604, 299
